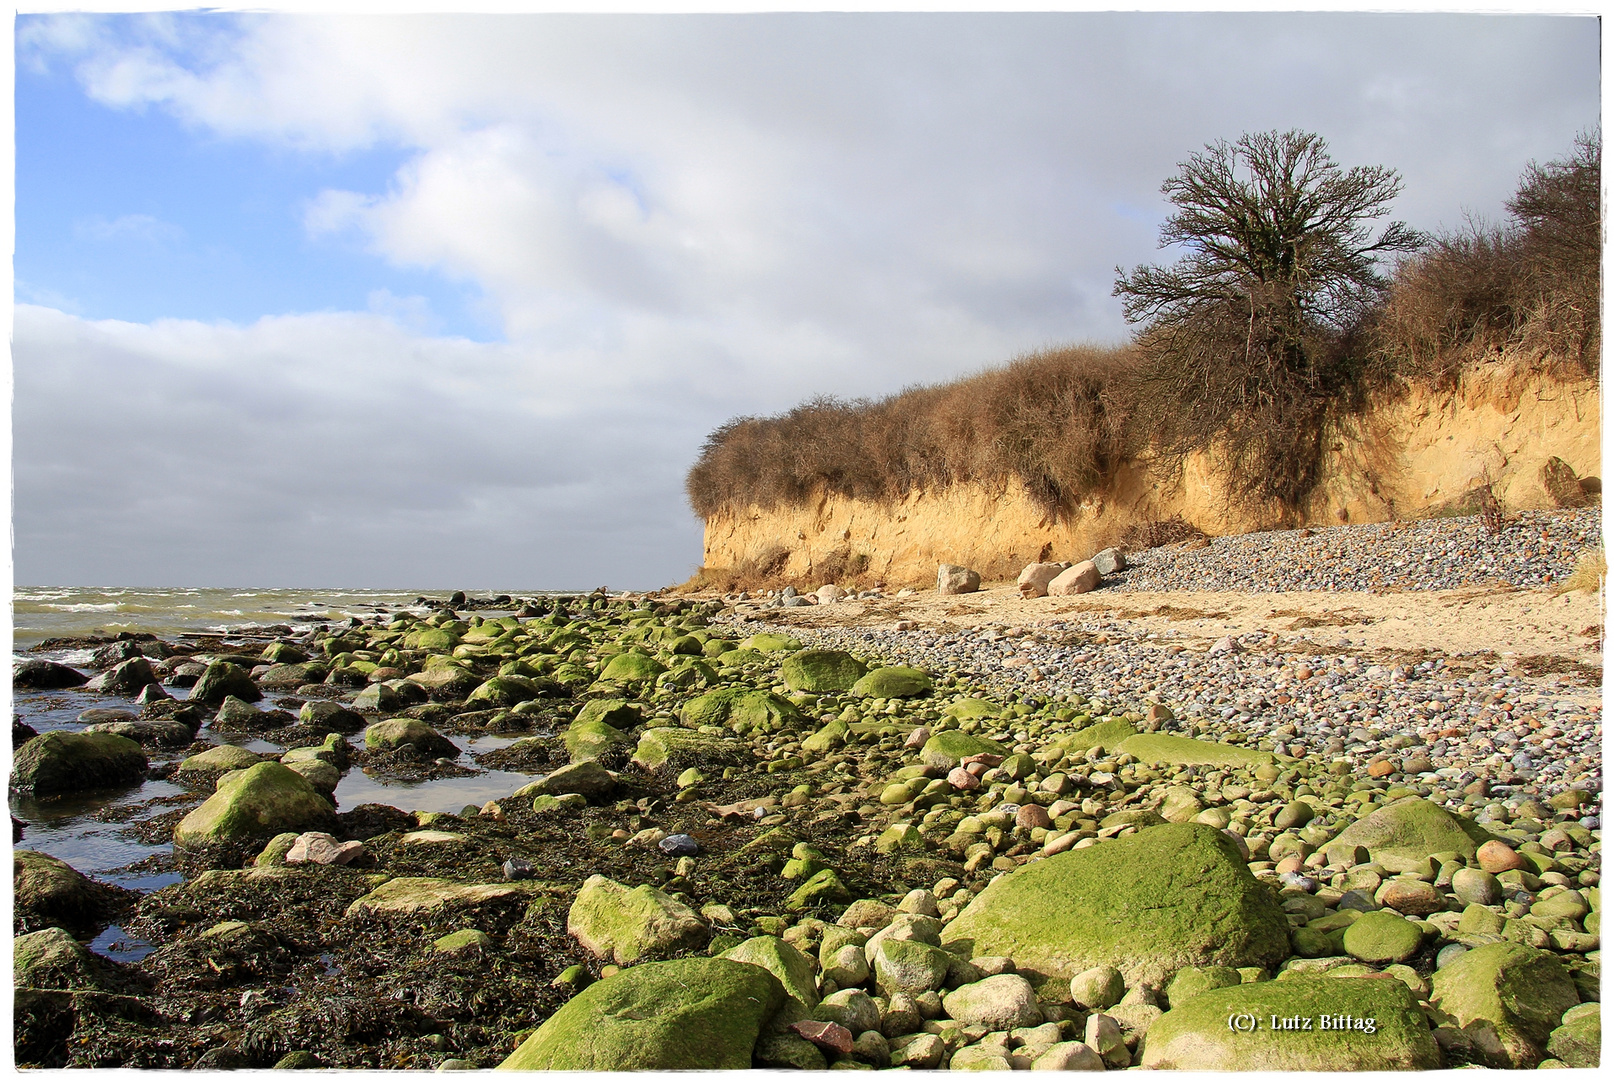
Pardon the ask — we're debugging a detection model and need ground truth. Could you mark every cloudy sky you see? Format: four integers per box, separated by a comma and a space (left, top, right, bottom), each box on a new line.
12, 11, 1600, 590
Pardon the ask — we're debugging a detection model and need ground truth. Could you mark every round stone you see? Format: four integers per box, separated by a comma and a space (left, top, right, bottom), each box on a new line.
1476, 840, 1528, 874
1450, 868, 1502, 907
1342, 910, 1424, 964
1380, 879, 1446, 916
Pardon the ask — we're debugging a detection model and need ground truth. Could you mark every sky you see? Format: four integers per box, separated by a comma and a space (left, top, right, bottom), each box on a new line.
11, 11, 1602, 590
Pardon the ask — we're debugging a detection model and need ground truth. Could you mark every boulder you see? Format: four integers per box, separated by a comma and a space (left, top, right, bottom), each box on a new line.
495, 957, 785, 1070
599, 652, 667, 683
173, 761, 337, 846
568, 875, 709, 964
175, 744, 264, 776
1341, 910, 1424, 963
563, 719, 633, 763
13, 659, 88, 689
632, 728, 732, 772
297, 700, 365, 733
283, 758, 340, 795
1017, 562, 1071, 599
940, 824, 1290, 986
363, 719, 457, 759
467, 675, 543, 707
14, 926, 114, 990
346, 877, 537, 918
741, 632, 803, 653
284, 832, 365, 865
942, 973, 1043, 1029
852, 666, 933, 699
1429, 942, 1581, 1067
1118, 733, 1272, 768
260, 642, 308, 664
257, 662, 328, 690
11, 731, 147, 796
1091, 548, 1128, 576
870, 937, 952, 996
1058, 717, 1138, 756
352, 682, 403, 712
724, 934, 820, 1009
85, 656, 161, 694
1047, 561, 1100, 596
574, 698, 641, 730
532, 761, 616, 801
938, 564, 981, 595
14, 850, 127, 932
922, 730, 1009, 770
1138, 976, 1439, 1069
782, 649, 868, 694
1545, 1003, 1599, 1068
405, 666, 480, 698
1324, 797, 1494, 873
81, 720, 193, 747
189, 660, 262, 706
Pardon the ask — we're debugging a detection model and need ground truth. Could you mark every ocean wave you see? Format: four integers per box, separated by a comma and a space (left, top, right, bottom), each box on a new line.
42, 603, 124, 612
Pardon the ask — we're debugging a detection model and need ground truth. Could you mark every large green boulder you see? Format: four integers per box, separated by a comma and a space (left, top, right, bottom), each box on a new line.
723, 935, 820, 1009
11, 731, 147, 796
564, 719, 632, 763
741, 633, 802, 653
363, 719, 458, 759
575, 698, 642, 730
940, 823, 1289, 986
781, 649, 868, 693
402, 627, 459, 651
1139, 976, 1439, 1069
632, 728, 731, 772
14, 926, 113, 990
1429, 942, 1581, 1068
173, 762, 337, 846
1057, 717, 1137, 756
727, 691, 800, 735
405, 666, 480, 698
189, 660, 262, 706
1546, 1003, 1600, 1068
14, 850, 127, 932
1324, 797, 1494, 873
852, 666, 932, 698
1342, 910, 1424, 964
175, 744, 264, 776
567, 875, 709, 964
599, 652, 666, 683
1118, 733, 1273, 768
682, 685, 749, 727
495, 957, 785, 1070
467, 675, 543, 707
921, 730, 1007, 770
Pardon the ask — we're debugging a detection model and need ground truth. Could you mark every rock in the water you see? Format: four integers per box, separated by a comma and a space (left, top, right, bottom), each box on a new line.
363, 718, 458, 759
297, 700, 364, 733
189, 660, 263, 706
14, 925, 115, 990
352, 682, 403, 712
940, 823, 1290, 986
782, 649, 868, 693
1429, 941, 1582, 1068
1323, 796, 1494, 873
495, 957, 784, 1070
1048, 561, 1100, 596
567, 874, 708, 964
81, 720, 193, 747
176, 744, 264, 776
1139, 976, 1439, 1069
11, 731, 147, 797
173, 761, 337, 846
14, 850, 128, 932
85, 656, 161, 694
534, 761, 617, 801
938, 564, 981, 595
467, 675, 543, 707
13, 659, 88, 689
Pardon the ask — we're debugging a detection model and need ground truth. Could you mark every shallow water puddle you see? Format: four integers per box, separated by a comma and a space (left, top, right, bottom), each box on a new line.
88, 924, 156, 963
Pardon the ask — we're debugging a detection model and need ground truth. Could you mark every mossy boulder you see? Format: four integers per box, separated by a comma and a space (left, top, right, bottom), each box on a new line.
405, 666, 480, 698
1325, 796, 1495, 873
14, 926, 113, 991
741, 632, 802, 653
921, 730, 1007, 770
723, 934, 820, 1009
363, 719, 458, 759
1429, 941, 1581, 1068
188, 660, 262, 706
532, 761, 616, 801
1057, 717, 1138, 756
1118, 733, 1273, 768
802, 720, 850, 754
402, 627, 459, 651
567, 875, 709, 964
942, 698, 1001, 721
781, 649, 868, 693
564, 719, 632, 763
467, 675, 543, 707
852, 666, 932, 699
727, 691, 801, 735
1138, 976, 1439, 1069
495, 956, 785, 1070
632, 728, 732, 772
175, 744, 264, 776
11, 730, 147, 797
14, 850, 128, 933
599, 652, 666, 683
940, 823, 1290, 986
575, 698, 642, 730
173, 762, 337, 847
785, 868, 854, 911
1545, 1003, 1600, 1068
1342, 910, 1424, 964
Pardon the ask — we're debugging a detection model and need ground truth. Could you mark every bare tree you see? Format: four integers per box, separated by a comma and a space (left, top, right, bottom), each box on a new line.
1115, 130, 1421, 505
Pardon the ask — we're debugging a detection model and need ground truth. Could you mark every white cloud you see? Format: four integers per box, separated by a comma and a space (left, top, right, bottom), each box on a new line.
73, 213, 184, 244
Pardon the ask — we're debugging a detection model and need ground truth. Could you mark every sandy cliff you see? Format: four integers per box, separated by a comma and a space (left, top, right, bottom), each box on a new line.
700, 361, 1600, 587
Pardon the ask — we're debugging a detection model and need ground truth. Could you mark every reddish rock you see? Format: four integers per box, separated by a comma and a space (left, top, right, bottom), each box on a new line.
1380, 878, 1446, 916
791, 1020, 854, 1055
947, 767, 981, 791
1367, 759, 1396, 778
1274, 854, 1305, 875
1015, 804, 1052, 830
961, 753, 1004, 768
1476, 840, 1528, 874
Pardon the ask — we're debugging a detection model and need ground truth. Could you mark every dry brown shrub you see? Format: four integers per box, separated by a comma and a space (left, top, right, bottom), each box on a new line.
1117, 517, 1207, 550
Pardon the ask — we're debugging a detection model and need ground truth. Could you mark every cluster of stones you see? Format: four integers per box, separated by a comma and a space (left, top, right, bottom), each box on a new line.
11, 585, 1602, 1071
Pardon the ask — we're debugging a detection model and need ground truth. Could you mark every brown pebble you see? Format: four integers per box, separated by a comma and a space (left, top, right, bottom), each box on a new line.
1477, 840, 1528, 874
1274, 855, 1305, 875
791, 1020, 854, 1055
947, 767, 980, 791
1015, 804, 1052, 830
1368, 759, 1396, 778
1380, 878, 1445, 915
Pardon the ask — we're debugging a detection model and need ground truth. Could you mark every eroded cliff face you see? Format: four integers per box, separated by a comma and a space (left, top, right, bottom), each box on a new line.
700, 362, 1600, 588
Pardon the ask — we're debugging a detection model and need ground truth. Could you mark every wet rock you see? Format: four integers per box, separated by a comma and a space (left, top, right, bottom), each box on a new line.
80, 719, 194, 747
14, 850, 129, 933
13, 659, 88, 689
175, 745, 264, 777
173, 762, 337, 846
84, 657, 161, 694
189, 661, 263, 706
567, 875, 708, 964
496, 956, 785, 1070
11, 731, 147, 797
363, 719, 457, 759
1429, 942, 1582, 1068
781, 649, 868, 694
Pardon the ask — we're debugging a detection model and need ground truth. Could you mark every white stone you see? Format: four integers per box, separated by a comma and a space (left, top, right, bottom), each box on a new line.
1047, 561, 1100, 596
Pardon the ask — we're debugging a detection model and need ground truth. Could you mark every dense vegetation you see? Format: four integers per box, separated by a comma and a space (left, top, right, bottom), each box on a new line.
687, 133, 1599, 521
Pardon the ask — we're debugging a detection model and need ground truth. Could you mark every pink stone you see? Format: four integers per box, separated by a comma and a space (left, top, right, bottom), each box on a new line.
791, 1020, 854, 1055
1015, 804, 1052, 830
947, 767, 981, 791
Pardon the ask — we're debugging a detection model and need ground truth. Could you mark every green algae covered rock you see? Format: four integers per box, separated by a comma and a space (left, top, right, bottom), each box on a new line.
599, 651, 666, 683
574, 697, 641, 730
173, 761, 337, 846
781, 649, 867, 693
742, 632, 802, 653
363, 718, 458, 759
403, 627, 460, 651
1324, 796, 1495, 873
432, 929, 492, 954
921, 730, 1007, 770
940, 823, 1289, 986
14, 926, 112, 990
1429, 941, 1581, 1068
467, 675, 543, 707
1057, 717, 1137, 756
852, 666, 933, 698
727, 691, 800, 735
11, 730, 148, 796
346, 877, 538, 919
1545, 1003, 1600, 1068
14, 850, 126, 933
801, 719, 850, 754
495, 956, 785, 1070
1139, 976, 1439, 1069
1117, 733, 1273, 768
189, 660, 263, 706
631, 727, 730, 772
723, 934, 820, 1008
942, 698, 1001, 721
786, 868, 854, 911
563, 719, 632, 763
567, 874, 708, 964
1342, 910, 1424, 964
